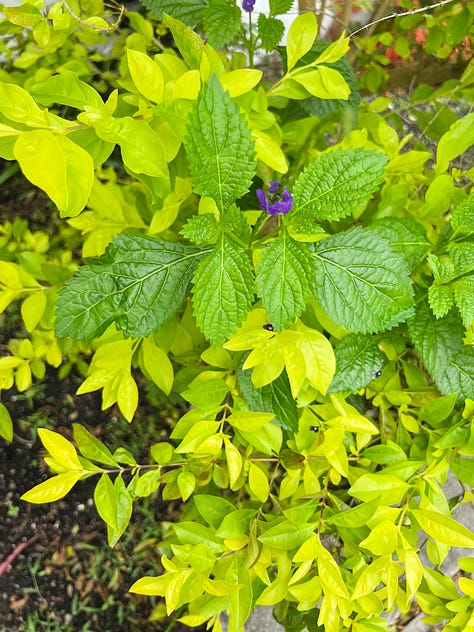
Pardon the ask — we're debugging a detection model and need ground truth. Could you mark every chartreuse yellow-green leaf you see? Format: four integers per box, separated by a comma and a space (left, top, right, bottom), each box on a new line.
286, 11, 318, 71
21, 471, 84, 504
37, 428, 82, 470
127, 48, 164, 104
411, 509, 474, 548
0, 402, 13, 442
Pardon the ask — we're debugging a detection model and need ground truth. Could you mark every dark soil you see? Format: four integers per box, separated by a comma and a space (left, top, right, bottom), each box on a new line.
0, 372, 195, 632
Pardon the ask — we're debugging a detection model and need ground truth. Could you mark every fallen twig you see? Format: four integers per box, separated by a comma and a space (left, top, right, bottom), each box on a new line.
0, 533, 40, 576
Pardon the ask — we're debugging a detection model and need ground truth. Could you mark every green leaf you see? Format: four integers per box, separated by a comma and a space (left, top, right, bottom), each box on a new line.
286, 12, 318, 71
312, 227, 414, 334
436, 113, 474, 173
293, 66, 350, 100
192, 235, 254, 346
127, 49, 164, 104
237, 360, 298, 432
182, 378, 228, 408
94, 117, 167, 178
292, 148, 388, 221
258, 520, 315, 550
451, 193, 474, 235
216, 509, 256, 538
226, 559, 253, 632
0, 82, 48, 127
408, 299, 474, 402
0, 402, 13, 442
30, 71, 105, 110
185, 75, 255, 212
329, 333, 384, 393
194, 495, 236, 529
109, 474, 133, 546
348, 473, 409, 505
428, 283, 454, 319
203, 0, 241, 50
21, 471, 84, 503
181, 213, 218, 244
94, 473, 118, 530
138, 0, 208, 25
368, 217, 430, 272
450, 456, 474, 487
56, 234, 204, 340
14, 131, 93, 218
163, 13, 206, 68
38, 428, 82, 470
269, 0, 294, 15
299, 41, 360, 119
418, 393, 457, 428
172, 521, 222, 554
256, 231, 314, 331
325, 497, 380, 528
3, 4, 43, 26
141, 339, 174, 394
257, 14, 285, 52
73, 423, 117, 466
411, 509, 474, 548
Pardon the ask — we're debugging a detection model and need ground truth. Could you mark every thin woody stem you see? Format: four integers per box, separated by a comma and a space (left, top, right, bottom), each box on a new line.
349, 0, 456, 38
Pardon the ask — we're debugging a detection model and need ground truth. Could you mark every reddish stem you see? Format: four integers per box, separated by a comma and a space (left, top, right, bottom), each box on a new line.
0, 533, 40, 576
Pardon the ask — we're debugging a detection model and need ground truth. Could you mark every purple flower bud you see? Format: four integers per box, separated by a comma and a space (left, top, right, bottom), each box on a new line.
242, 0, 255, 12
268, 180, 280, 194
256, 182, 294, 216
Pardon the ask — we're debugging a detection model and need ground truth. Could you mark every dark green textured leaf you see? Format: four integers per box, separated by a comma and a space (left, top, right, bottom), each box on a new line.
257, 14, 285, 52
292, 148, 388, 221
368, 217, 430, 272
328, 333, 384, 393
451, 192, 474, 235
137, 0, 208, 25
221, 205, 251, 242
256, 231, 314, 330
181, 213, 218, 244
454, 277, 474, 329
408, 298, 474, 402
185, 75, 256, 212
56, 235, 204, 340
192, 235, 254, 346
237, 359, 298, 432
203, 0, 241, 49
269, 0, 294, 16
428, 283, 454, 319
311, 227, 414, 334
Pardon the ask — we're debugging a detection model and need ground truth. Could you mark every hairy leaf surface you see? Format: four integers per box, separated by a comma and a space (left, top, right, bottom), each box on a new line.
137, 0, 208, 25
408, 298, 474, 401
256, 231, 314, 330
56, 235, 204, 340
292, 148, 388, 221
329, 333, 384, 392
311, 227, 414, 333
203, 0, 241, 49
368, 217, 430, 271
192, 236, 254, 346
185, 75, 255, 212
258, 14, 285, 52
451, 192, 474, 235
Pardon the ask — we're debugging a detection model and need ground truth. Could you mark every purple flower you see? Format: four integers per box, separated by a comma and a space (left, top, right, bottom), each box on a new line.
242, 0, 255, 12
256, 182, 294, 216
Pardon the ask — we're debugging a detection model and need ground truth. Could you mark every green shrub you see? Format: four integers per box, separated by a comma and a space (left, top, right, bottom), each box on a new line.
0, 1, 473, 630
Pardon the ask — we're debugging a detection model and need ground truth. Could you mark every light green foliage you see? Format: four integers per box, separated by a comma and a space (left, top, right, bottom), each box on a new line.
2, 3, 473, 631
